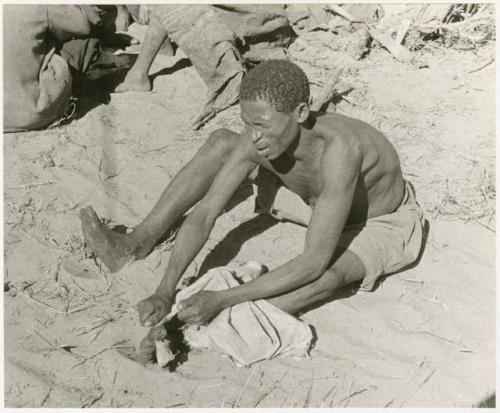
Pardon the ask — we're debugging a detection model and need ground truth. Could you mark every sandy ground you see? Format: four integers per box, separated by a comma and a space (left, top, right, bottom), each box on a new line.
3, 26, 495, 407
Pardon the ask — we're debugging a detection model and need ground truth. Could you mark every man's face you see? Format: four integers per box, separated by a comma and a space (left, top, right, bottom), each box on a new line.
240, 99, 299, 160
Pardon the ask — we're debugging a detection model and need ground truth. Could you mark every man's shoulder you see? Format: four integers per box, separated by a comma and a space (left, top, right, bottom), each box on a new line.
309, 114, 366, 179
311, 113, 363, 153
313, 111, 391, 160
313, 112, 373, 138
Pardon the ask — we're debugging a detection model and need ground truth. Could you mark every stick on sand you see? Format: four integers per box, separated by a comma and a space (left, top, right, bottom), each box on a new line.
311, 68, 344, 112
325, 4, 413, 63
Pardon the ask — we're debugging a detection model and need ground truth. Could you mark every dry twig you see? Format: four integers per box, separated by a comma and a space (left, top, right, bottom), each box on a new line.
7, 180, 56, 190
303, 371, 314, 407
311, 68, 344, 112
34, 331, 84, 359
399, 368, 436, 407
467, 57, 495, 74
325, 4, 413, 63
321, 383, 337, 406
335, 387, 369, 407
12, 283, 94, 315
233, 366, 256, 407
253, 370, 288, 407
395, 19, 412, 44
72, 339, 130, 368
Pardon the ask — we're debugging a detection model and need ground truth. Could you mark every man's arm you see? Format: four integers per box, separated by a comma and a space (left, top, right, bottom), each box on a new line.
139, 141, 259, 326
178, 139, 362, 323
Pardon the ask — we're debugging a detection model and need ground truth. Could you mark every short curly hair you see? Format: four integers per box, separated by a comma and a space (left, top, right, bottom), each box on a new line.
239, 60, 310, 113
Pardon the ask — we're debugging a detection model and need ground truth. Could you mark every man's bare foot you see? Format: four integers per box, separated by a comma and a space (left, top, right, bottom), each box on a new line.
115, 16, 130, 33
79, 206, 135, 272
159, 38, 175, 57
115, 5, 131, 33
114, 71, 152, 93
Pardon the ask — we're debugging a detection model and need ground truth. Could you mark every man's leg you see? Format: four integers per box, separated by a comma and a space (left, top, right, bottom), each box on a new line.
115, 5, 131, 33
267, 248, 366, 315
114, 18, 172, 92
80, 129, 240, 272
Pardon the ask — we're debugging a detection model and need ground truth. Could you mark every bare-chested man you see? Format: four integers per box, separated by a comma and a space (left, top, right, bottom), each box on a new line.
80, 60, 425, 331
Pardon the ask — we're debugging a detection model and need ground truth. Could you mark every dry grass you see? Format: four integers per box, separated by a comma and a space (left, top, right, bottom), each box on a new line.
424, 163, 495, 228
408, 4, 496, 51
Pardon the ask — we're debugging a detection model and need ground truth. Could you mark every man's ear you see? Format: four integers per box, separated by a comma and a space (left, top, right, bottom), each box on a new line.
294, 102, 310, 124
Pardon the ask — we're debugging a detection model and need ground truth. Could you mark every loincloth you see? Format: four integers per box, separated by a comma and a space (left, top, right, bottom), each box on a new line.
337, 180, 426, 292
251, 167, 425, 291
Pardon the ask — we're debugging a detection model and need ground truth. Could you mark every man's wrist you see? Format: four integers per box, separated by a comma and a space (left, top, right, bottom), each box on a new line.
154, 285, 175, 302
216, 289, 236, 310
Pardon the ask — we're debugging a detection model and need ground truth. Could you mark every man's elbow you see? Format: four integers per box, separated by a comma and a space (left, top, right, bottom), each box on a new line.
300, 251, 331, 282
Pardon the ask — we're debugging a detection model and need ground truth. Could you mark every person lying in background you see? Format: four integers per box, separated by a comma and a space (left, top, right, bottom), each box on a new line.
115, 5, 133, 33
115, 5, 152, 32
3, 5, 103, 132
113, 4, 292, 129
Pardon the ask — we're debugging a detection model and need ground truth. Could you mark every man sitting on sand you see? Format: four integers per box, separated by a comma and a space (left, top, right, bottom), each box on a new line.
81, 60, 425, 335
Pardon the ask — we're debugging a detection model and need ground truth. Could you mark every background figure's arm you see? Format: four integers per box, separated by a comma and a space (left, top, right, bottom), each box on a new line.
217, 141, 362, 308
154, 148, 258, 301
47, 5, 100, 42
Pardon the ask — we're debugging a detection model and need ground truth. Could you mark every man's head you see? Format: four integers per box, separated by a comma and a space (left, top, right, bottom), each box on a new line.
239, 60, 310, 160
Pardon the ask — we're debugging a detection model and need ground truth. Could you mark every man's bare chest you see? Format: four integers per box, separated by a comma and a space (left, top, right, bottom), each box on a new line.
263, 159, 323, 206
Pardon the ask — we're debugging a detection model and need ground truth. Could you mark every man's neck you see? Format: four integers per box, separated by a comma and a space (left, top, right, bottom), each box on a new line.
286, 116, 317, 161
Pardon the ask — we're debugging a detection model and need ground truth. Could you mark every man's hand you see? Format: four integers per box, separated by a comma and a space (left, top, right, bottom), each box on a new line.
177, 291, 223, 325
138, 293, 172, 327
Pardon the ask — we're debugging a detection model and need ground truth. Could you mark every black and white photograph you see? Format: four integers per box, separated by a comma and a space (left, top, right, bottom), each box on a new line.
2, 2, 496, 408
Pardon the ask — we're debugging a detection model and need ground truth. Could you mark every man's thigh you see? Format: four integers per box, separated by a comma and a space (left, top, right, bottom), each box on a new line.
337, 207, 424, 292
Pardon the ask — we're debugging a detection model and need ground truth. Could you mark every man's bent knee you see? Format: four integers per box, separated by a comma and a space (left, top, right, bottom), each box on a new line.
319, 266, 349, 292
203, 128, 239, 158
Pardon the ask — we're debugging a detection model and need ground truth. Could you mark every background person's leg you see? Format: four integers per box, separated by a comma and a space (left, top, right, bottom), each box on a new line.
114, 18, 171, 92
60, 38, 101, 88
115, 5, 131, 32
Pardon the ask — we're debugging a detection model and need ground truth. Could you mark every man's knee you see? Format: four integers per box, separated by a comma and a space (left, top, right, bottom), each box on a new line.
203, 128, 239, 158
317, 265, 349, 292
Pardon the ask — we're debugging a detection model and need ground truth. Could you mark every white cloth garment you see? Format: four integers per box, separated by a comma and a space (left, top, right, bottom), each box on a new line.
168, 263, 313, 367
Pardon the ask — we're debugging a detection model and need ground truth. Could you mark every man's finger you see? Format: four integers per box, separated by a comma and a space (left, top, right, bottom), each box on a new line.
140, 340, 155, 354
139, 304, 154, 325
176, 306, 197, 322
179, 293, 199, 309
143, 316, 155, 327
144, 311, 165, 327
176, 297, 191, 311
